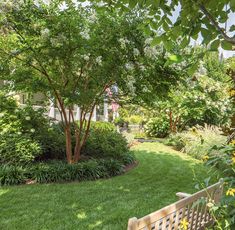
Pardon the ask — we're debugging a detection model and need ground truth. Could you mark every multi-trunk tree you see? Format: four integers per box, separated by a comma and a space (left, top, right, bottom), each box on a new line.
0, 1, 147, 163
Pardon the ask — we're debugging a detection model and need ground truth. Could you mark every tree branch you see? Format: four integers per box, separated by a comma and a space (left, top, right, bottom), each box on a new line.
198, 4, 235, 45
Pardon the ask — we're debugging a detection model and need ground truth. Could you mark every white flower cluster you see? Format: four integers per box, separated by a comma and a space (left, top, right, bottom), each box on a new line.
30, 128, 35, 133
72, 0, 80, 9
80, 29, 90, 40
125, 62, 134, 71
25, 116, 31, 121
58, 1, 69, 12
97, 1, 105, 7
50, 34, 66, 47
118, 38, 130, 49
40, 28, 50, 39
136, 62, 146, 72
126, 75, 136, 95
144, 38, 153, 45
34, 0, 50, 7
42, 0, 50, 6
33, 0, 40, 7
88, 12, 97, 23
144, 46, 158, 59
81, 54, 90, 61
95, 56, 102, 66
139, 65, 146, 71
142, 86, 149, 93
133, 48, 140, 56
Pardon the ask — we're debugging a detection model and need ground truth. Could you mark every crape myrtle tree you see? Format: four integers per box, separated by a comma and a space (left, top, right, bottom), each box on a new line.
0, 0, 151, 163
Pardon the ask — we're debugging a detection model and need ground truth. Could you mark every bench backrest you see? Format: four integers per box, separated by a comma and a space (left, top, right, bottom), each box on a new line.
128, 181, 223, 230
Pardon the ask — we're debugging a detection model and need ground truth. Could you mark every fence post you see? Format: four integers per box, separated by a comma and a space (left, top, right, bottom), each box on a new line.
127, 217, 138, 230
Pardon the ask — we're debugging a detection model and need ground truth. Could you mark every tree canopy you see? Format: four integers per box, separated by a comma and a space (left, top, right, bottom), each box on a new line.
0, 1, 150, 163
98, 0, 235, 50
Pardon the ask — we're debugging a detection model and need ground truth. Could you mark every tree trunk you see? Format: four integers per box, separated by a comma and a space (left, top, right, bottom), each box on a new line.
169, 110, 173, 132
73, 105, 95, 163
73, 134, 81, 163
65, 125, 73, 164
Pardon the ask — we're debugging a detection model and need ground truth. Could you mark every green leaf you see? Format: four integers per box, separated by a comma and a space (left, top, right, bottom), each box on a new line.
169, 54, 182, 63
188, 62, 199, 75
151, 36, 162, 46
129, 0, 137, 8
229, 25, 235, 32
201, 28, 212, 44
163, 39, 173, 51
152, 0, 160, 8
163, 22, 169, 31
221, 40, 233, 50
180, 37, 189, 49
230, 0, 235, 11
210, 39, 220, 51
150, 22, 159, 30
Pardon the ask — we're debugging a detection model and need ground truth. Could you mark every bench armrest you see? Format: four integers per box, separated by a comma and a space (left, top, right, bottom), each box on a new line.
176, 192, 191, 200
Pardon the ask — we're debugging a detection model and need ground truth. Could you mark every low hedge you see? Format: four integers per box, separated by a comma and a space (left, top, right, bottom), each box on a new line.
0, 158, 132, 186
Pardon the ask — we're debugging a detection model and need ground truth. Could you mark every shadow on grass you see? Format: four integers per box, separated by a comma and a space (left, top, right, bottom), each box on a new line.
0, 149, 215, 230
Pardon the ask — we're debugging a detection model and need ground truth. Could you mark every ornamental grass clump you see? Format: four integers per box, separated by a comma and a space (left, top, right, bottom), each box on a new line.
166, 125, 226, 160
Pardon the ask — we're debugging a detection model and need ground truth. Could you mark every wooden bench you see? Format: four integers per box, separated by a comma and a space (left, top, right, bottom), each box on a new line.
127, 180, 223, 230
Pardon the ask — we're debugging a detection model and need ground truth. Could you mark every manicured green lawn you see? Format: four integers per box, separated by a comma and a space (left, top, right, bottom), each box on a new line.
0, 142, 215, 230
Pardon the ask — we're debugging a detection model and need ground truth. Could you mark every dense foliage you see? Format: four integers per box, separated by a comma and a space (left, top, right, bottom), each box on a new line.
0, 158, 126, 186
0, 1, 136, 163
0, 94, 133, 185
0, 93, 134, 173
165, 125, 227, 160
152, 52, 233, 132
100, 0, 235, 49
145, 116, 169, 138
0, 93, 41, 164
204, 140, 235, 229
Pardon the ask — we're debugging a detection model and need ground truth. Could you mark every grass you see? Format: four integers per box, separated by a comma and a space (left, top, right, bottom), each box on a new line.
0, 142, 217, 230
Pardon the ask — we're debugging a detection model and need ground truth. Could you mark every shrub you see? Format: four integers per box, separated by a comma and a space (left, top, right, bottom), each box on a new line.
0, 158, 126, 186
82, 128, 130, 160
165, 125, 226, 159
145, 116, 170, 138
164, 133, 186, 151
0, 97, 58, 164
36, 125, 66, 160
117, 152, 135, 165
114, 117, 126, 127
100, 159, 124, 176
0, 165, 26, 185
128, 115, 143, 124
204, 139, 235, 229
36, 121, 133, 164
0, 134, 41, 165
0, 93, 130, 166
90, 121, 116, 132
19, 107, 66, 160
